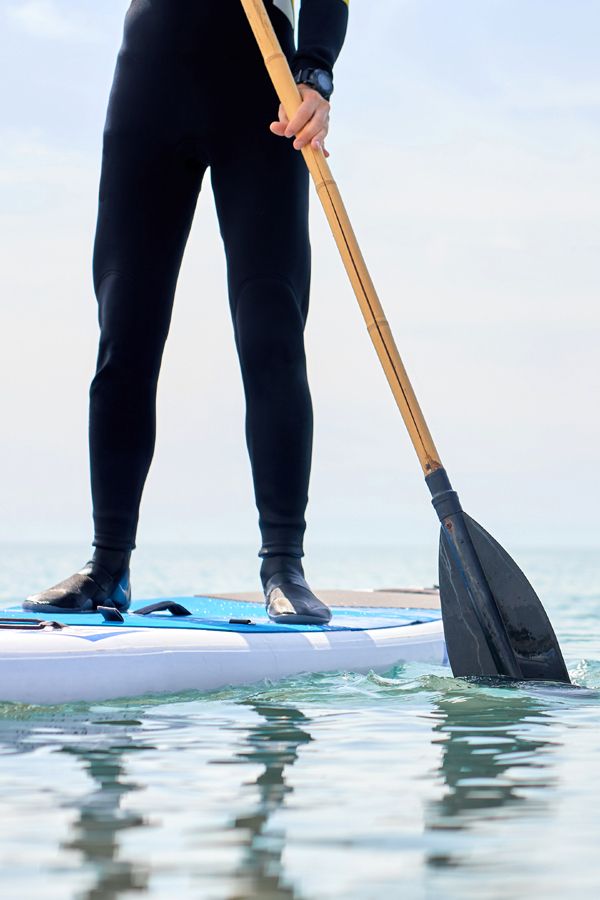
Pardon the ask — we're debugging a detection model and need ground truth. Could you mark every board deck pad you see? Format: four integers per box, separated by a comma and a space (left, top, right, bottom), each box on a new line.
208, 588, 441, 609
1, 592, 441, 634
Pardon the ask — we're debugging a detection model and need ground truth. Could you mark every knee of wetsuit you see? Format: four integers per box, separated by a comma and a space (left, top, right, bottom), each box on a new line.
234, 277, 307, 374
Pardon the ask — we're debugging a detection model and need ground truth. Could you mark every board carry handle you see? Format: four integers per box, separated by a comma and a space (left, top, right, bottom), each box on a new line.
133, 601, 192, 617
239, 0, 441, 476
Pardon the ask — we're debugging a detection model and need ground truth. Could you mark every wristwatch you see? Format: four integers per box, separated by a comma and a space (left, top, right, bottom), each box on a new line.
293, 68, 334, 101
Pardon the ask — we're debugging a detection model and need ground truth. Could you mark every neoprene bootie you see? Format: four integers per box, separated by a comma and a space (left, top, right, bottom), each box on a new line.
261, 555, 331, 625
23, 549, 132, 614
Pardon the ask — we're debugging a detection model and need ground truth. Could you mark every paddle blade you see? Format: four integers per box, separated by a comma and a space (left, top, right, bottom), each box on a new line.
439, 514, 570, 683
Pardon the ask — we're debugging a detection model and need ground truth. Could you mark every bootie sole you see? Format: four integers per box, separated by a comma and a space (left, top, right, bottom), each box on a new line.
268, 611, 332, 625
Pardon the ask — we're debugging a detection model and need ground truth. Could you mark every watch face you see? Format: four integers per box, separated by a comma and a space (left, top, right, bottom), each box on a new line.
317, 72, 333, 92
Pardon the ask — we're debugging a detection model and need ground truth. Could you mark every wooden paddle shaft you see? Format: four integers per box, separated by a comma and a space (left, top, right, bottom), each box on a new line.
239, 0, 442, 475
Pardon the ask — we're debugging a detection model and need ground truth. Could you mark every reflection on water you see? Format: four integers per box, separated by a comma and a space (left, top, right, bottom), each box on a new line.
0, 680, 594, 900
0, 714, 154, 900
0, 703, 312, 900
61, 749, 149, 900
0, 542, 598, 900
425, 688, 559, 868
227, 703, 311, 900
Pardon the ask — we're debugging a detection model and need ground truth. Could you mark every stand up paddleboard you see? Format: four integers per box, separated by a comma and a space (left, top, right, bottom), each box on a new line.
0, 589, 445, 705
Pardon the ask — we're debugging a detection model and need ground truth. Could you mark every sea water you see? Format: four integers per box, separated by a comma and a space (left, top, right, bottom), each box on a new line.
0, 543, 599, 900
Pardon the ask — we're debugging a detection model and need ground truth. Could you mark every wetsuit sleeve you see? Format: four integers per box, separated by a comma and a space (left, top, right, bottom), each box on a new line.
292, 0, 349, 79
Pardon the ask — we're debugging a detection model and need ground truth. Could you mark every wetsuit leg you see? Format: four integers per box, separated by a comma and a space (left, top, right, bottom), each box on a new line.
92, 1, 316, 555
210, 111, 312, 559
90, 25, 209, 550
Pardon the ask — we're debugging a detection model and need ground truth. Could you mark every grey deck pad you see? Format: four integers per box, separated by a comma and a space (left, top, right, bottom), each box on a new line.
204, 588, 441, 610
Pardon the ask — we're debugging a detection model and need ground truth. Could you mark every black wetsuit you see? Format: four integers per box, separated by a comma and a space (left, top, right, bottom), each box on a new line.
90, 0, 348, 558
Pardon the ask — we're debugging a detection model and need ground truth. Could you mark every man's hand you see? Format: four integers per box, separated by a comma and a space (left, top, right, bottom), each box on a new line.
270, 84, 331, 157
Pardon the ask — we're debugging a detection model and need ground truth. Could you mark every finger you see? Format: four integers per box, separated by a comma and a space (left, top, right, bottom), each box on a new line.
284, 93, 322, 139
292, 110, 330, 150
314, 142, 330, 158
270, 103, 289, 137
310, 128, 329, 151
300, 123, 329, 152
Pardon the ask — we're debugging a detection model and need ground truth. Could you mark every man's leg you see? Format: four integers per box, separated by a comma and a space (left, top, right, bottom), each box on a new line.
211, 124, 330, 624
91, 143, 207, 554
24, 54, 208, 613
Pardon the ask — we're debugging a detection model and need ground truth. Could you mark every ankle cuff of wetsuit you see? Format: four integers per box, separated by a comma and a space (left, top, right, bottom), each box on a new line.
259, 544, 304, 559
93, 539, 136, 552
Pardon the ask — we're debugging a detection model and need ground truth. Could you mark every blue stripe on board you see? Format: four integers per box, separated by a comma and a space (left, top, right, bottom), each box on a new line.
2, 596, 441, 634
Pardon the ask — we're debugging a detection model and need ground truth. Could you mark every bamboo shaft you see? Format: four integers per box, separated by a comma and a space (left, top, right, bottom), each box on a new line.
240, 0, 442, 474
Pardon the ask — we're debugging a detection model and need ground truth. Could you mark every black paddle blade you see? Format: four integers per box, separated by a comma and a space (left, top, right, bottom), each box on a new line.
439, 513, 570, 683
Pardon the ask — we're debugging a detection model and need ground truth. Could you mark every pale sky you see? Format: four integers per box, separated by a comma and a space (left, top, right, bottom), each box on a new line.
0, 0, 599, 549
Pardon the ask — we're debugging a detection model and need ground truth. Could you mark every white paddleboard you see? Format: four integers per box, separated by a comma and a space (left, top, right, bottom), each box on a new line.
0, 589, 446, 705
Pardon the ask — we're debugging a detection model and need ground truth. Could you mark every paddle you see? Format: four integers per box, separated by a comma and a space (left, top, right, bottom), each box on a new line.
240, 0, 570, 683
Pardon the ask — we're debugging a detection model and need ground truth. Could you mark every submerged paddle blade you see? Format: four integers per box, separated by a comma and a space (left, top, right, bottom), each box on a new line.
439, 513, 570, 683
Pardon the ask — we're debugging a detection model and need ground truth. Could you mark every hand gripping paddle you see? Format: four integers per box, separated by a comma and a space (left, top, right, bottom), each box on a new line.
240, 0, 570, 683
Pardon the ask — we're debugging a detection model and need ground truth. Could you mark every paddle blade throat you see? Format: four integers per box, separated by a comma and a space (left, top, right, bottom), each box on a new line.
439, 514, 570, 683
